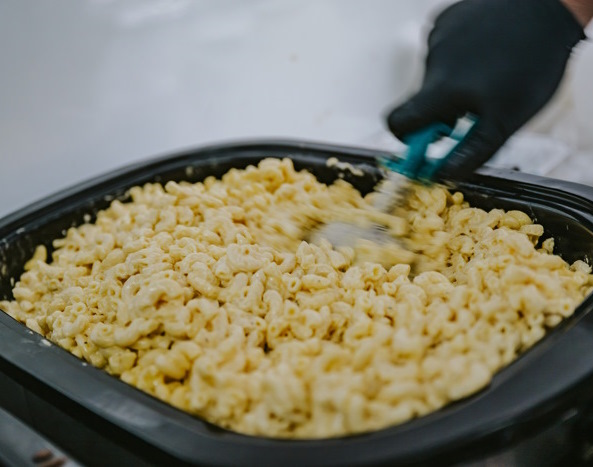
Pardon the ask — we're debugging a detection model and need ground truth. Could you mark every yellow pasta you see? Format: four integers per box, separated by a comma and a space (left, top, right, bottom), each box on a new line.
1, 157, 592, 439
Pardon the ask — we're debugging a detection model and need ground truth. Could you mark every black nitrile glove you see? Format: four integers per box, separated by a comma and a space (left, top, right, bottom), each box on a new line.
387, 0, 585, 181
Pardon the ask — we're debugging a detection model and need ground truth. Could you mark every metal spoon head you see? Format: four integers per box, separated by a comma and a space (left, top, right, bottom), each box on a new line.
308, 220, 416, 265
308, 221, 395, 249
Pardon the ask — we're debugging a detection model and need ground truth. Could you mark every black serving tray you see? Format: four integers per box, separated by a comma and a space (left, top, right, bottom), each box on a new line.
1, 140, 593, 467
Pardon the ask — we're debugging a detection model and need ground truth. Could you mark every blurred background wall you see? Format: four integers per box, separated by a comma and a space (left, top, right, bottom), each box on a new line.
1, 0, 592, 218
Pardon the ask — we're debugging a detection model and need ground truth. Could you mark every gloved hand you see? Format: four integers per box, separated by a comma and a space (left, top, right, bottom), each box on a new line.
386, 0, 586, 181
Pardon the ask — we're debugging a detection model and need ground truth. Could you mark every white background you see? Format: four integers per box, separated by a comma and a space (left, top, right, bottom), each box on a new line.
1, 0, 592, 218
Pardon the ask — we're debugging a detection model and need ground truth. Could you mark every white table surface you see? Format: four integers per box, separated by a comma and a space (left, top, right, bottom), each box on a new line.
1, 0, 592, 219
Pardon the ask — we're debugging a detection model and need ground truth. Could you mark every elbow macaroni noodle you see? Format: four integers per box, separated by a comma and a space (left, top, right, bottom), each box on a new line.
1, 157, 592, 438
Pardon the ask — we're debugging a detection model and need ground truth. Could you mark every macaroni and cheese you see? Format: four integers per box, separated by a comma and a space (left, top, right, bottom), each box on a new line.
1, 158, 591, 438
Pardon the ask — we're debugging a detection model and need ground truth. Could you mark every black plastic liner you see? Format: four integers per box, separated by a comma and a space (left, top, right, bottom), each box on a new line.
1, 140, 593, 467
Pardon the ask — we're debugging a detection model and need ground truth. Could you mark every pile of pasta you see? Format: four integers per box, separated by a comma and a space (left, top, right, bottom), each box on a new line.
2, 157, 592, 438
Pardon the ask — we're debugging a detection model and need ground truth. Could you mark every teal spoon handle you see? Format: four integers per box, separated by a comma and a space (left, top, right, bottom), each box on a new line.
380, 118, 476, 182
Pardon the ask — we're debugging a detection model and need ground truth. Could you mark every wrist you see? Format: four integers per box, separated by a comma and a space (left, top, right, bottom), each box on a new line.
561, 0, 593, 27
